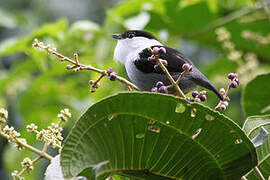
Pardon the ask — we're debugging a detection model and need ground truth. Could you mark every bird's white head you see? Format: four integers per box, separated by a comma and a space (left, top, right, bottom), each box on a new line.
112, 30, 162, 64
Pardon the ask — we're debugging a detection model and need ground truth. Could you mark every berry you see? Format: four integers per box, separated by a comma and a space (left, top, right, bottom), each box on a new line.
200, 90, 207, 95
194, 97, 201, 103
182, 63, 191, 71
109, 74, 117, 81
152, 47, 160, 55
186, 97, 192, 102
90, 88, 95, 93
222, 101, 229, 106
107, 67, 114, 74
228, 73, 236, 80
88, 80, 95, 85
94, 82, 100, 88
220, 104, 226, 110
156, 81, 164, 88
192, 91, 199, 98
158, 86, 168, 94
200, 95, 207, 101
66, 65, 73, 70
159, 47, 166, 54
235, 79, 240, 85
230, 81, 238, 88
219, 88, 226, 95
151, 87, 158, 92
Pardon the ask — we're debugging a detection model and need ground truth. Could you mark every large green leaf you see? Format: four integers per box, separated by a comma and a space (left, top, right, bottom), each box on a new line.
61, 92, 257, 179
242, 73, 270, 117
243, 114, 270, 179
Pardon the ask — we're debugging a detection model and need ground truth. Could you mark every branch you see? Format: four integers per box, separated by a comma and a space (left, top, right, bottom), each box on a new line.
32, 39, 140, 91
0, 131, 53, 160
0, 107, 72, 179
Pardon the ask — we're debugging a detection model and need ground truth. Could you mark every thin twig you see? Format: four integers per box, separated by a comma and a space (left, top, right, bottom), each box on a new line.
33, 39, 140, 91
241, 176, 248, 180
175, 66, 192, 85
0, 131, 53, 160
156, 59, 186, 98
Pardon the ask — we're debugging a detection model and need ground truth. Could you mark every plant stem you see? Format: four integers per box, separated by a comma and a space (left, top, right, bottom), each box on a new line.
34, 40, 140, 91
0, 131, 53, 160
156, 59, 186, 98
254, 166, 265, 180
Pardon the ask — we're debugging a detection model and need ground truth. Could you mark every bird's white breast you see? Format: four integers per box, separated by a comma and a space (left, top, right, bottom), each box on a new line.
113, 37, 162, 64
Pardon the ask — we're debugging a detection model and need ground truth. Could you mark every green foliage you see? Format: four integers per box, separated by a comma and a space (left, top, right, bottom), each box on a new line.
61, 92, 257, 179
243, 114, 270, 179
1, 0, 270, 179
242, 73, 270, 117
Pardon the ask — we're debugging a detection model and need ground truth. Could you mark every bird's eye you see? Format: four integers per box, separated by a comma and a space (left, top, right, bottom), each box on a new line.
128, 33, 135, 39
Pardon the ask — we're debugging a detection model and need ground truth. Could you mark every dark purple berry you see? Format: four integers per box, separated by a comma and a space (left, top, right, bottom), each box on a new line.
156, 81, 164, 88
159, 47, 166, 54
200, 95, 207, 101
152, 47, 160, 55
109, 74, 117, 81
182, 63, 191, 71
228, 73, 236, 80
107, 67, 114, 74
235, 79, 240, 85
230, 81, 238, 88
151, 87, 158, 92
158, 86, 168, 94
192, 91, 199, 98
186, 97, 192, 102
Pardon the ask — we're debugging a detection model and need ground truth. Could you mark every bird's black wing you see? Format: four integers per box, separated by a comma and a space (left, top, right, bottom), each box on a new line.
134, 46, 193, 74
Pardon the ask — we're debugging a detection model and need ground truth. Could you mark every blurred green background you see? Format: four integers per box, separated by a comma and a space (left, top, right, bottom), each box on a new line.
0, 0, 269, 179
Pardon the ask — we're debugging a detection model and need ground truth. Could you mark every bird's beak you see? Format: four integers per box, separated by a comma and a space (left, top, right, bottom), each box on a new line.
112, 34, 122, 40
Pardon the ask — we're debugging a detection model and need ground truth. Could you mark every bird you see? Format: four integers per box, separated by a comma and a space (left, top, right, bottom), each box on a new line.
112, 30, 223, 100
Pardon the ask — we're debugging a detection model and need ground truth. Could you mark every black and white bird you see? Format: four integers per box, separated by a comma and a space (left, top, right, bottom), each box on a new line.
112, 30, 223, 100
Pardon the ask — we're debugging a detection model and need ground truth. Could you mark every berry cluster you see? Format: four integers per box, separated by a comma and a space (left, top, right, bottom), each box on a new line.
228, 73, 239, 88
186, 90, 207, 103
215, 72, 239, 111
88, 67, 118, 93
106, 67, 117, 81
148, 47, 168, 71
151, 81, 168, 94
